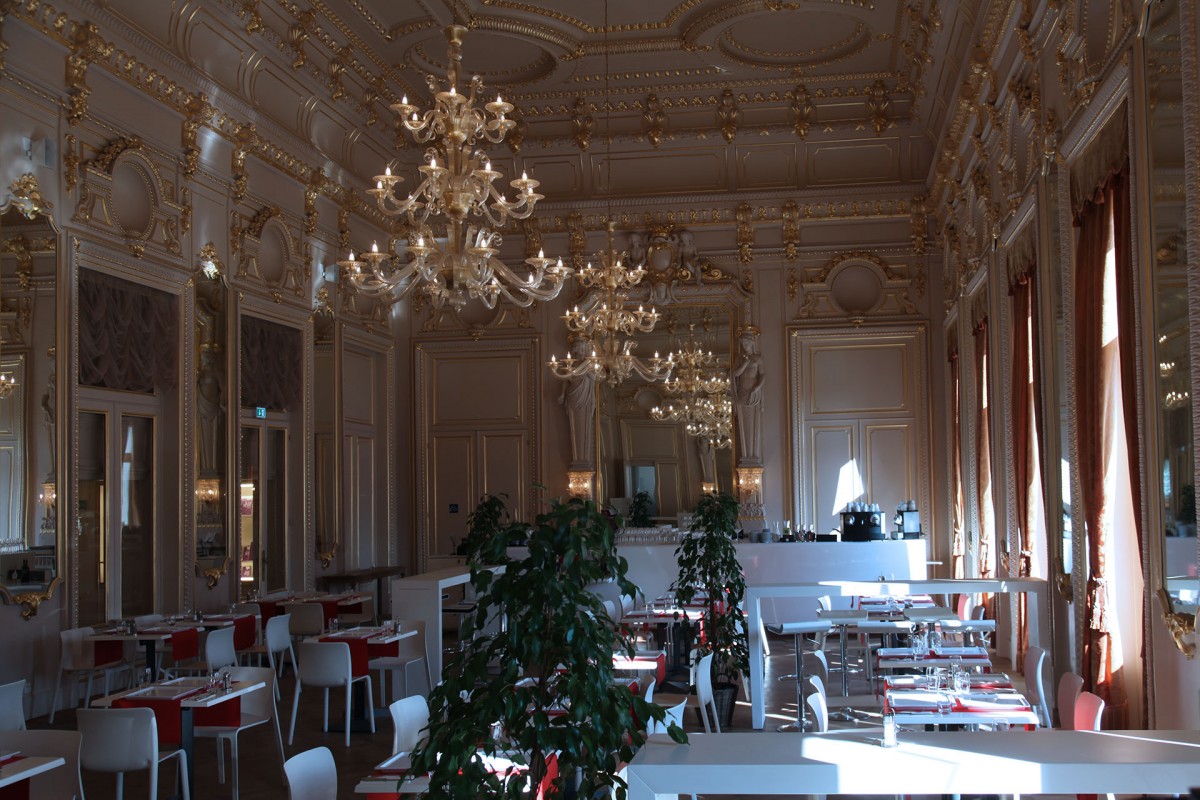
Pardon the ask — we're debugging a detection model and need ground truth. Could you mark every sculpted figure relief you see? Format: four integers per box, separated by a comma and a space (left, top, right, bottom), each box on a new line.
731, 328, 764, 464
558, 337, 596, 469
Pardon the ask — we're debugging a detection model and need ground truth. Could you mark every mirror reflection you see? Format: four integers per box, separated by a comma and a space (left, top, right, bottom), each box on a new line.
597, 305, 735, 522
1144, 0, 1196, 605
0, 203, 58, 595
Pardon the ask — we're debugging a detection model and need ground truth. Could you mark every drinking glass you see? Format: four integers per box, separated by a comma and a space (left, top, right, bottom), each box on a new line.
993, 720, 1011, 733
936, 693, 952, 715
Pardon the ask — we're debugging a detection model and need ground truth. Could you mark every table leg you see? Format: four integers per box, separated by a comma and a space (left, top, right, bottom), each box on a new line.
839, 624, 849, 696
778, 634, 807, 732
180, 706, 195, 799
145, 641, 158, 681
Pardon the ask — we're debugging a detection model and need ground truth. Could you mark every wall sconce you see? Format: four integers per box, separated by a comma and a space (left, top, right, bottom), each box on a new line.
196, 478, 220, 503
567, 470, 594, 500
701, 481, 717, 494
198, 242, 224, 282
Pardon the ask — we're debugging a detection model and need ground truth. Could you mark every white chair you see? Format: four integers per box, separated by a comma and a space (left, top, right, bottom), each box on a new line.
0, 729, 83, 799
1022, 645, 1050, 727
50, 626, 133, 723
806, 688, 829, 733
285, 602, 327, 639
0, 679, 26, 731
206, 625, 238, 673
687, 652, 720, 733
289, 640, 375, 747
642, 678, 656, 704
388, 695, 430, 756
1074, 690, 1105, 731
241, 613, 298, 695
370, 619, 431, 705
194, 665, 286, 800
1057, 671, 1084, 729
78, 706, 190, 800
284, 746, 338, 800
649, 698, 687, 734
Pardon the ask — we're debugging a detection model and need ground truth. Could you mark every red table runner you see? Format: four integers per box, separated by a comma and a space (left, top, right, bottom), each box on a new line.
114, 688, 241, 744
0, 755, 28, 800
93, 640, 125, 666
206, 615, 257, 650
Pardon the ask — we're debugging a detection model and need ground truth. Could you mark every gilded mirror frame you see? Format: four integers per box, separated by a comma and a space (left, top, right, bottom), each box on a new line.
0, 174, 63, 620
1133, 0, 1198, 658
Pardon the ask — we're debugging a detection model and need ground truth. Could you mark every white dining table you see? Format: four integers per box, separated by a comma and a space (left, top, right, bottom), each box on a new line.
93, 677, 265, 798
624, 729, 1200, 799
0, 755, 66, 789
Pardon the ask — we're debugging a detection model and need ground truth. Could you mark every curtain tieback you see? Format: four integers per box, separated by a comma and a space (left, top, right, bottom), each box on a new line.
1087, 576, 1110, 632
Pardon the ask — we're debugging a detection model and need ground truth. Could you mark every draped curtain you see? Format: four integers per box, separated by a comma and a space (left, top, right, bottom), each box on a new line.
78, 269, 178, 392
949, 347, 965, 579
240, 315, 302, 411
1072, 164, 1132, 729
973, 317, 993, 583
1010, 260, 1046, 660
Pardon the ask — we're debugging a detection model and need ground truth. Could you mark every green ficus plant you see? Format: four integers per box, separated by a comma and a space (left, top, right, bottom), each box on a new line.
627, 490, 653, 527
412, 495, 686, 800
673, 491, 750, 683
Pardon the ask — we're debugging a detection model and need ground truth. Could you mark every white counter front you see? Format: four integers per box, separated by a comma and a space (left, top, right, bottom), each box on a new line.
508, 539, 928, 624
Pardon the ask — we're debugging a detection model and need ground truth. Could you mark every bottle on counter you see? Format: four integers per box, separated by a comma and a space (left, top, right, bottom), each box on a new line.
881, 709, 898, 747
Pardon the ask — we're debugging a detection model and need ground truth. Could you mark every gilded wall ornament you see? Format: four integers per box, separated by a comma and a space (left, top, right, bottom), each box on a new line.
329, 43, 351, 101
65, 21, 111, 124
571, 96, 593, 151
239, 0, 264, 35
790, 83, 814, 139
735, 203, 754, 263
781, 200, 800, 261
231, 123, 257, 204
643, 93, 665, 147
717, 88, 740, 143
521, 216, 543, 259
289, 9, 314, 70
506, 107, 527, 155
181, 93, 214, 179
866, 79, 891, 136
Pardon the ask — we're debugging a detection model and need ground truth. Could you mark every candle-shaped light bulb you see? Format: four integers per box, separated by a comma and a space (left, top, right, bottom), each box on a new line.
522, 170, 528, 181
385, 165, 391, 176
497, 93, 503, 104
371, 241, 379, 254
484, 160, 491, 171
538, 249, 545, 258
348, 249, 355, 261
430, 157, 437, 169
417, 235, 425, 247
401, 95, 408, 105
449, 86, 456, 96
376, 180, 383, 190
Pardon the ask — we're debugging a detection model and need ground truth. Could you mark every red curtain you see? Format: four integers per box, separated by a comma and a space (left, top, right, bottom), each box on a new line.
973, 317, 993, 583
949, 348, 965, 579
1073, 176, 1128, 729
1010, 271, 1032, 658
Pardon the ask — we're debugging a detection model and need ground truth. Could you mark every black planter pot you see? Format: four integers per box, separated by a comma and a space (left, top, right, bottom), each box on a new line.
712, 679, 739, 729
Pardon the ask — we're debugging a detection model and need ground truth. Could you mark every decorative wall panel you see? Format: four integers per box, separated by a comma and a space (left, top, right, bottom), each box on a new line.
808, 139, 899, 185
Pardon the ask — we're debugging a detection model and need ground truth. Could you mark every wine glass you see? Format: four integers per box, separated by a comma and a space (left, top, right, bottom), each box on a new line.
936, 693, 953, 716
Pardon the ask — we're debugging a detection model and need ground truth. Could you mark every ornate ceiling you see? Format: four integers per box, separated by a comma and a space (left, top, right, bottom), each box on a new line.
94, 0, 982, 204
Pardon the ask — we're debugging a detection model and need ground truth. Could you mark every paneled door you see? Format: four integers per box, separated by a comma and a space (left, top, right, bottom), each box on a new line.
415, 338, 540, 572
238, 415, 290, 597
77, 391, 160, 624
790, 325, 932, 538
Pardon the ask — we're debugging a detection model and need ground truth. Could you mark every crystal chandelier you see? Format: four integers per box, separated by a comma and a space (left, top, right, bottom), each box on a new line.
548, 223, 672, 387
650, 324, 732, 447
338, 25, 570, 310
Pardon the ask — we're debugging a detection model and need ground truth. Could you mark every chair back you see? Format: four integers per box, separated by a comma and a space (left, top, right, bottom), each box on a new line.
284, 746, 338, 800
1074, 690, 1105, 731
285, 602, 326, 638
266, 613, 293, 653
694, 653, 715, 703
956, 593, 972, 620
388, 695, 429, 755
78, 707, 158, 774
59, 627, 96, 671
1056, 671, 1084, 730
649, 698, 687, 734
392, 619, 430, 679
0, 729, 84, 799
1022, 645, 1049, 727
805, 673, 826, 701
642, 678, 656, 704
233, 603, 260, 617
806, 690, 829, 733
970, 604, 986, 620
805, 649, 830, 688
226, 665, 278, 721
297, 641, 352, 688
206, 625, 238, 672
0, 679, 26, 731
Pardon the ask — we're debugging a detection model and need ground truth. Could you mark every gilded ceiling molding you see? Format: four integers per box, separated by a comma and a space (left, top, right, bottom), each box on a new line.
65, 21, 112, 124
181, 93, 215, 180
910, 194, 929, 255
304, 169, 323, 236
288, 9, 314, 69
796, 250, 919, 323
238, 0, 264, 35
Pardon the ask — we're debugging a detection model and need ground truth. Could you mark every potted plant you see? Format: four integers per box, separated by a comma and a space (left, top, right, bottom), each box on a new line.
413, 495, 685, 799
459, 493, 528, 555
628, 490, 653, 527
673, 491, 749, 728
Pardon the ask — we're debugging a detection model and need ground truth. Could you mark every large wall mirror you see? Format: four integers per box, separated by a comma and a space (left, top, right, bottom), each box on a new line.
1140, 0, 1196, 619
597, 303, 737, 522
0, 196, 61, 615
